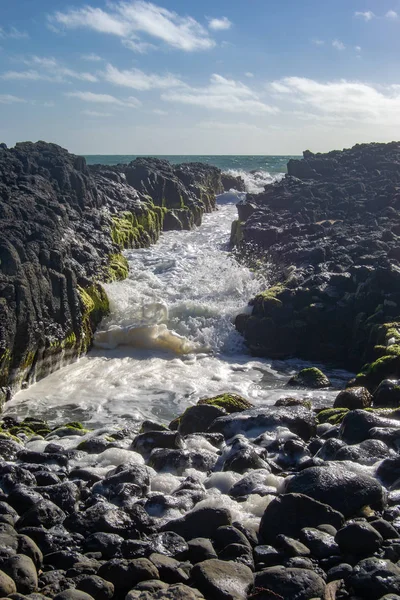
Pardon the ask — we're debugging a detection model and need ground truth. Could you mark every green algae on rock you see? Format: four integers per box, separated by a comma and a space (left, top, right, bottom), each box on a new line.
288, 368, 331, 389
197, 393, 254, 413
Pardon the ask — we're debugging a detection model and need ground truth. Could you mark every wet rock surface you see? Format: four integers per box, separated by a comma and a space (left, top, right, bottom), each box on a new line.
0, 394, 397, 598
0, 142, 225, 403
233, 142, 400, 380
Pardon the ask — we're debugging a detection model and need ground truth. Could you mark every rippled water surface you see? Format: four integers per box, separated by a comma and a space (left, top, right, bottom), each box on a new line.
6, 189, 349, 428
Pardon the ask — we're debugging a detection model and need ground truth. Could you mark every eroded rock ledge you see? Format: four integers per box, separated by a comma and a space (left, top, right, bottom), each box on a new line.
233, 142, 400, 384
0, 142, 224, 404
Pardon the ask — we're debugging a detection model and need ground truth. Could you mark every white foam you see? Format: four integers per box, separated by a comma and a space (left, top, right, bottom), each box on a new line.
150, 473, 182, 494
224, 168, 284, 194
204, 472, 242, 494
94, 448, 145, 467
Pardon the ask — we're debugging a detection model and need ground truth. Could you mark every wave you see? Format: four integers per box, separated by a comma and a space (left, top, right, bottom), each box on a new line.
224, 168, 284, 194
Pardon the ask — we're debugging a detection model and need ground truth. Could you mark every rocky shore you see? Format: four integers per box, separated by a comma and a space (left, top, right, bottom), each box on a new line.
0, 142, 228, 405
232, 142, 400, 386
0, 387, 398, 599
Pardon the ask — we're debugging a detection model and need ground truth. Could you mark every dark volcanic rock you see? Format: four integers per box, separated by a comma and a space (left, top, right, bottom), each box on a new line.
161, 507, 231, 541
208, 405, 316, 441
232, 142, 400, 375
259, 493, 344, 544
285, 463, 385, 517
0, 142, 223, 402
254, 566, 326, 600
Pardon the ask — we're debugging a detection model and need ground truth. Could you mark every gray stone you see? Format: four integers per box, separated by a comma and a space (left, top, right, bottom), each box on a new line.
255, 566, 325, 600
191, 559, 253, 599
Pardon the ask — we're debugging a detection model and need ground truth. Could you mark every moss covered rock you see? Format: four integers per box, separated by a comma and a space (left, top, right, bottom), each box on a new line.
316, 408, 350, 425
197, 393, 253, 413
288, 367, 331, 389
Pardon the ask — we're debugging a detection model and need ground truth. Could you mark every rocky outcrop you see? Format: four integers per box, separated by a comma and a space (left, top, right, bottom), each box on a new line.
233, 142, 400, 383
0, 142, 224, 404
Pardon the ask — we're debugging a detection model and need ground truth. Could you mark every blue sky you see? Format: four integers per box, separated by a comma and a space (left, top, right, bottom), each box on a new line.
1, 0, 400, 154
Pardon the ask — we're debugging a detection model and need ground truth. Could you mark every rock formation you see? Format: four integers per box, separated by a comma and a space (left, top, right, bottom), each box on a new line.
233, 142, 400, 385
0, 142, 224, 404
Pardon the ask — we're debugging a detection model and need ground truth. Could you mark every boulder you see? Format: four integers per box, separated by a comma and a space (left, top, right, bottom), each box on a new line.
191, 559, 253, 600
334, 387, 372, 409
255, 566, 326, 600
285, 463, 385, 517
208, 406, 316, 441
259, 493, 344, 544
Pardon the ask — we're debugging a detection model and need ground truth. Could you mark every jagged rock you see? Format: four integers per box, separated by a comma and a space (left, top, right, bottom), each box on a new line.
0, 142, 223, 402
232, 142, 400, 376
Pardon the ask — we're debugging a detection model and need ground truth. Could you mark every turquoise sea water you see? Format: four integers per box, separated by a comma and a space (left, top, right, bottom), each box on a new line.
84, 154, 298, 173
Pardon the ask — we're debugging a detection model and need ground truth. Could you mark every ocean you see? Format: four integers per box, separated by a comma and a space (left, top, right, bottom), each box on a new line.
84, 155, 299, 194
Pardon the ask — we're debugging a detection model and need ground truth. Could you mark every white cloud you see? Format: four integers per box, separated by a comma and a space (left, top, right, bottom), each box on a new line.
386, 10, 398, 19
0, 26, 29, 39
153, 108, 168, 115
332, 39, 345, 50
82, 109, 113, 117
162, 73, 279, 115
312, 39, 325, 46
270, 76, 400, 125
66, 91, 141, 107
2, 56, 98, 83
122, 38, 156, 53
81, 53, 103, 61
355, 46, 362, 52
0, 94, 26, 104
245, 72, 254, 78
354, 11, 375, 21
50, 1, 215, 52
208, 17, 232, 31
103, 63, 183, 90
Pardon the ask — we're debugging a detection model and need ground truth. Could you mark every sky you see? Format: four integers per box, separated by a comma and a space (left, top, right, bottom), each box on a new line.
1, 0, 400, 154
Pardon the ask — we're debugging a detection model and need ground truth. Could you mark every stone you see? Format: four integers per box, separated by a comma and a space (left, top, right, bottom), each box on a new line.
340, 409, 400, 444
83, 532, 123, 559
131, 431, 184, 456
285, 463, 385, 517
255, 566, 326, 600
259, 493, 344, 544
15, 500, 65, 529
53, 591, 95, 600
191, 559, 253, 600
75, 575, 114, 600
335, 522, 383, 555
178, 405, 226, 436
98, 558, 159, 593
187, 538, 217, 563
275, 534, 310, 558
349, 557, 400, 598
209, 406, 316, 441
0, 569, 17, 597
161, 507, 231, 541
373, 380, 400, 408
1, 554, 38, 594
287, 367, 331, 389
334, 439, 394, 465
299, 527, 339, 559
148, 553, 188, 584
334, 387, 373, 409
